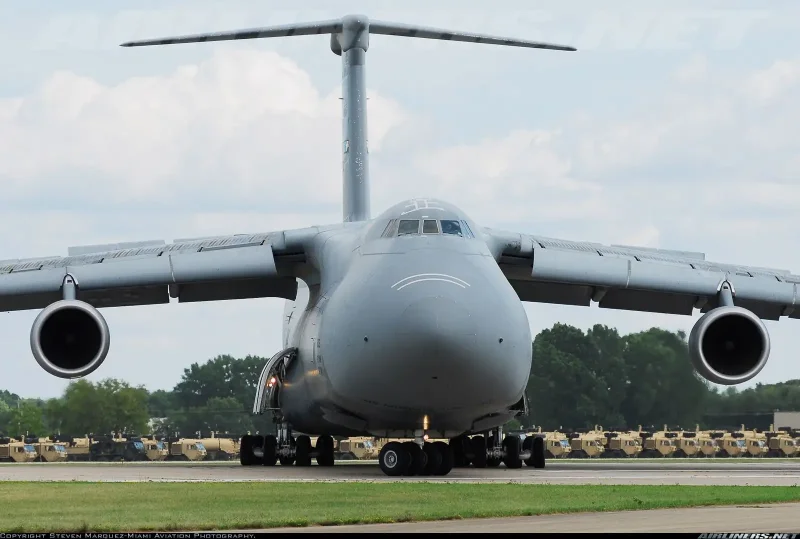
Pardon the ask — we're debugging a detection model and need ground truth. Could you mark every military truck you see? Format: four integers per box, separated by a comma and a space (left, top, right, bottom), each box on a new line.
712, 431, 746, 457
90, 435, 148, 461
529, 428, 571, 459
737, 425, 769, 458
566, 428, 606, 458
0, 436, 37, 462
638, 426, 678, 458
336, 437, 378, 460
602, 430, 642, 458
25, 436, 68, 462
141, 437, 169, 461
672, 430, 702, 458
197, 433, 239, 461
168, 438, 207, 461
53, 435, 93, 461
765, 425, 798, 457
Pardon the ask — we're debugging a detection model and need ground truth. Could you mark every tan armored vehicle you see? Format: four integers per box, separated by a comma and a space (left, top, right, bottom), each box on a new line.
531, 428, 571, 458
712, 431, 746, 457
0, 437, 37, 462
638, 426, 677, 458
693, 427, 721, 457
737, 425, 769, 458
197, 433, 239, 461
765, 425, 798, 457
672, 429, 703, 457
141, 437, 169, 461
60, 436, 93, 461
26, 437, 68, 462
337, 437, 378, 460
567, 428, 606, 458
168, 438, 207, 461
602, 430, 642, 458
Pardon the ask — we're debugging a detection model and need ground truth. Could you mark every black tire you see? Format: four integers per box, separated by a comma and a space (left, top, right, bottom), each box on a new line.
422, 442, 442, 476
261, 435, 277, 466
379, 442, 410, 476
470, 435, 487, 468
502, 435, 523, 469
401, 442, 427, 476
316, 435, 335, 466
531, 436, 545, 469
433, 441, 453, 476
451, 436, 470, 467
295, 435, 312, 466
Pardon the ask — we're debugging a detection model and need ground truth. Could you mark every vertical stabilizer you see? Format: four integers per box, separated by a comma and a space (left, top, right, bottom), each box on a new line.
121, 14, 576, 223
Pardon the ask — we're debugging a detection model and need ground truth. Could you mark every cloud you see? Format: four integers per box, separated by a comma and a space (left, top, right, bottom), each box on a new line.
0, 48, 408, 214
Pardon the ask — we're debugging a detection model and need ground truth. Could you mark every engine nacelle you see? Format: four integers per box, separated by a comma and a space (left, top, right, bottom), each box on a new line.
688, 306, 770, 385
30, 299, 110, 379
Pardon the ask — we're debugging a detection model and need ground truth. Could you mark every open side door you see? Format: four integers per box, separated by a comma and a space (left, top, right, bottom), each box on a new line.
253, 347, 298, 419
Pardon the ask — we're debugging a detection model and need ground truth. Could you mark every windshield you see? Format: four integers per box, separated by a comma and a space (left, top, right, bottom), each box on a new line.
24, 444, 35, 452
133, 441, 144, 450
195, 443, 206, 451
560, 440, 569, 447
156, 442, 166, 450
55, 444, 66, 453
737, 440, 746, 447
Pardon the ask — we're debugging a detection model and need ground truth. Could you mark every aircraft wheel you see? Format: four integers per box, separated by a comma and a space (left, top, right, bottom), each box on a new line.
379, 442, 410, 476
470, 435, 488, 468
525, 436, 545, 468
295, 435, 312, 466
422, 442, 442, 476
315, 435, 335, 466
451, 436, 470, 467
239, 434, 257, 466
262, 435, 277, 466
502, 435, 523, 469
432, 441, 453, 476
401, 442, 426, 476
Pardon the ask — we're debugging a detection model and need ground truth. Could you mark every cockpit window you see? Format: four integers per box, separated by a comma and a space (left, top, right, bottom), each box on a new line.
398, 220, 420, 235
461, 220, 475, 238
422, 219, 439, 234
441, 220, 462, 236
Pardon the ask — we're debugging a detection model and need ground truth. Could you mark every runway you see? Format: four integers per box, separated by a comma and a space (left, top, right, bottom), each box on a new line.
2, 459, 799, 486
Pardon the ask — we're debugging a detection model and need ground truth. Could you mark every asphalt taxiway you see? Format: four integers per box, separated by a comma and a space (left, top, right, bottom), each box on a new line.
1, 459, 799, 486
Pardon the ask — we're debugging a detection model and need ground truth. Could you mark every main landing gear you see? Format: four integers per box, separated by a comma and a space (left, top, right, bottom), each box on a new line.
378, 426, 546, 477
240, 422, 336, 467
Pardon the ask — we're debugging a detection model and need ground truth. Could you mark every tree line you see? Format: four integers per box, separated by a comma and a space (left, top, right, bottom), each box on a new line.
1, 324, 798, 438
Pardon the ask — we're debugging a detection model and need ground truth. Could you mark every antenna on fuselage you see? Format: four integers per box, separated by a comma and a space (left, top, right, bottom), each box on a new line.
120, 14, 576, 223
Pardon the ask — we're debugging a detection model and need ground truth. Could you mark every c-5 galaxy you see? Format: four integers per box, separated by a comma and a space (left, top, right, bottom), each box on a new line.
6, 14, 796, 477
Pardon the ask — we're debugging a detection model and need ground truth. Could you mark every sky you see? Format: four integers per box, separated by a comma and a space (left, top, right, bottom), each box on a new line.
0, 0, 799, 399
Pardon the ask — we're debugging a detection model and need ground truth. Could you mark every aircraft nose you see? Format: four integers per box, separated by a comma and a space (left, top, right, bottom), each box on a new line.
330, 273, 531, 414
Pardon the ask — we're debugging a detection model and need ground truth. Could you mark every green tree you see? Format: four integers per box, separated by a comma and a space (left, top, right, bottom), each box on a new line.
147, 390, 177, 418
54, 379, 149, 435
8, 401, 44, 436
173, 354, 266, 411
0, 399, 11, 434
619, 328, 709, 429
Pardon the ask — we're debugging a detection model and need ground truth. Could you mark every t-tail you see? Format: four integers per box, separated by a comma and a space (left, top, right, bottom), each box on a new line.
121, 14, 577, 223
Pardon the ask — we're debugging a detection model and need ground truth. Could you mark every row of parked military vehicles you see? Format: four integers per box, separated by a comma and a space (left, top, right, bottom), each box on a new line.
0, 431, 381, 463
530, 424, 800, 459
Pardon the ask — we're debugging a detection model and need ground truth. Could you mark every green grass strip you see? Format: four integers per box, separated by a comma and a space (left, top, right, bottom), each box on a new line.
1, 482, 799, 532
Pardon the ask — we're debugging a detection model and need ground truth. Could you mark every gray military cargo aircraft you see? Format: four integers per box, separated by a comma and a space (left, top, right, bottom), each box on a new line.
4, 14, 794, 477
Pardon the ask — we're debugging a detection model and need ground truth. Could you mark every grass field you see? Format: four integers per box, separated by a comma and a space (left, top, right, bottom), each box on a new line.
1, 483, 799, 532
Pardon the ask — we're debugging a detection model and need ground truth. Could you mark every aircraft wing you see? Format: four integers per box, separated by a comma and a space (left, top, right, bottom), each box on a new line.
0, 228, 322, 312
483, 228, 800, 321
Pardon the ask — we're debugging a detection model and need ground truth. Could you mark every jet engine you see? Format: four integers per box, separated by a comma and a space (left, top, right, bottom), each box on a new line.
30, 299, 110, 379
688, 306, 770, 385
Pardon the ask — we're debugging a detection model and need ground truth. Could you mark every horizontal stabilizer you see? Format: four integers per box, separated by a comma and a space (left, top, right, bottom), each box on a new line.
68, 240, 166, 257
120, 14, 576, 52
368, 21, 576, 51
120, 19, 342, 47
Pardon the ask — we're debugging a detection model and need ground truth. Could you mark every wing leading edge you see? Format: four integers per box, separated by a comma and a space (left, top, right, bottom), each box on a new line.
484, 228, 800, 321
0, 228, 324, 312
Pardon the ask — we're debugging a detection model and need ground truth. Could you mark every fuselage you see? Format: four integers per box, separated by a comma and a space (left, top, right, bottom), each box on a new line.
279, 199, 532, 439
